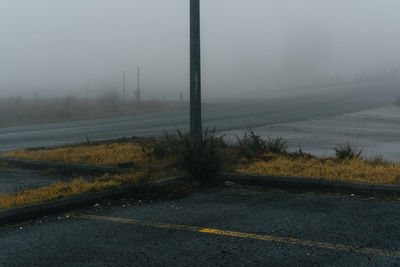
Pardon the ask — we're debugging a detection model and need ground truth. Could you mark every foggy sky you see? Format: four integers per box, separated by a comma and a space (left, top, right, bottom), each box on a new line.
1, 0, 400, 100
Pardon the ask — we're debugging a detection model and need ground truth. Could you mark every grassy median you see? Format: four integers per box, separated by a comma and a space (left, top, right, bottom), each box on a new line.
1, 140, 181, 209
3, 142, 174, 170
0, 170, 180, 210
3, 135, 400, 186
1, 132, 400, 209
236, 154, 400, 185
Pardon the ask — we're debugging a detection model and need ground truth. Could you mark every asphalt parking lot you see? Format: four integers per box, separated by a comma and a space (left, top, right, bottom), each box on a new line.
1, 187, 400, 266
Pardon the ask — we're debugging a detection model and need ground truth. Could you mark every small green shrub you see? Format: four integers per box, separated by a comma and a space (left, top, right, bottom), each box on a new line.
153, 131, 181, 159
236, 131, 288, 159
157, 128, 225, 181
334, 142, 363, 160
266, 137, 288, 155
236, 131, 267, 159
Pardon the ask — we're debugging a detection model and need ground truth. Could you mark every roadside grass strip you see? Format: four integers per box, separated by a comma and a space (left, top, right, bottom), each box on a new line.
236, 156, 400, 186
0, 171, 178, 210
3, 143, 174, 170
80, 215, 400, 259
3, 139, 400, 186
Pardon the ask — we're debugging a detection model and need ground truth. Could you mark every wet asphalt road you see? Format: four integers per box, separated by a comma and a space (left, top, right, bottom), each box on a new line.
1, 188, 400, 266
1, 81, 400, 266
0, 80, 399, 153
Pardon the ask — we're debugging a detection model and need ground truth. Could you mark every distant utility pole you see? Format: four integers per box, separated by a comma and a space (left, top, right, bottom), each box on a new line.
190, 0, 202, 145
135, 66, 141, 103
85, 79, 90, 100
122, 71, 126, 101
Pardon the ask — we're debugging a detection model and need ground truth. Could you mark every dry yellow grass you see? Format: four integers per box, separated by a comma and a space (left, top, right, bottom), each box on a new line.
236, 155, 400, 185
0, 142, 182, 209
3, 142, 174, 170
0, 169, 180, 210
3, 141, 400, 210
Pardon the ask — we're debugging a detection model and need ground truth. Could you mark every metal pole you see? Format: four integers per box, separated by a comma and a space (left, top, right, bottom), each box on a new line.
122, 71, 126, 101
137, 67, 141, 103
190, 0, 202, 145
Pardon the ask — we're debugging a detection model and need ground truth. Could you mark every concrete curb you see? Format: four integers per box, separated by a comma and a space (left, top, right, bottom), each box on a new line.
0, 175, 188, 227
221, 173, 400, 197
0, 157, 139, 176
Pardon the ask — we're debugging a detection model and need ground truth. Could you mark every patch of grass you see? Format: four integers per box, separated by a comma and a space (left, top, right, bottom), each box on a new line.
3, 142, 174, 171
236, 156, 400, 186
0, 170, 179, 210
0, 174, 138, 210
365, 154, 389, 166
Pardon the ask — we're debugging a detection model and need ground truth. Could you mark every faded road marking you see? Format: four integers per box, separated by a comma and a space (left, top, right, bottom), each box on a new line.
80, 215, 400, 258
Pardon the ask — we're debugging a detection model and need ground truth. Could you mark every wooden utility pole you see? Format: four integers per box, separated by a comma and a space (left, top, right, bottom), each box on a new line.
190, 0, 202, 146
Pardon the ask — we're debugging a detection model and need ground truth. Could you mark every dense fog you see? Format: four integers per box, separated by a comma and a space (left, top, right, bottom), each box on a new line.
1, 0, 399, 100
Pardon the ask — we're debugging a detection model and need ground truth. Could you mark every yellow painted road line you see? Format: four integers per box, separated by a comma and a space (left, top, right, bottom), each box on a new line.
80, 215, 400, 258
